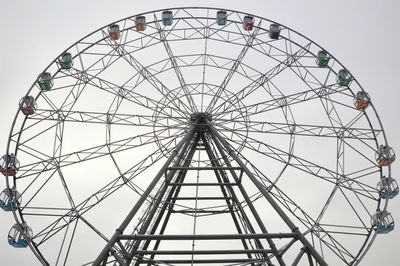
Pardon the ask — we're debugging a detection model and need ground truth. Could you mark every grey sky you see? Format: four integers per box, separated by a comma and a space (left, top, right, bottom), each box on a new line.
0, 0, 399, 265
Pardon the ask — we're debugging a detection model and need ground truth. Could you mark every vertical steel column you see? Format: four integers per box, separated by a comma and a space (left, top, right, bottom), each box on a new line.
92, 125, 196, 266
209, 125, 329, 266
124, 134, 199, 265
131, 134, 200, 265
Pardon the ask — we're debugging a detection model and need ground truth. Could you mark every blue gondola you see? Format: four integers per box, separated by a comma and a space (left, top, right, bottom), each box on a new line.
0, 188, 21, 211
372, 211, 395, 234
162, 10, 173, 26
377, 177, 399, 199
216, 10, 228, 26
8, 223, 33, 248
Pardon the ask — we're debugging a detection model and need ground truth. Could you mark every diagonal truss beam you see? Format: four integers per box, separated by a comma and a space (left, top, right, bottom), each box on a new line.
91, 121, 330, 266
28, 109, 186, 129
92, 124, 196, 265
211, 42, 311, 116
216, 119, 382, 141
209, 124, 329, 266
130, 133, 201, 266
206, 20, 262, 113
205, 133, 284, 265
154, 14, 198, 112
200, 132, 272, 265
103, 31, 193, 116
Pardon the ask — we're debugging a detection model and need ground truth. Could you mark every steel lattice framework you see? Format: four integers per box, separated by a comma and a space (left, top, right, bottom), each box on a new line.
1, 7, 396, 266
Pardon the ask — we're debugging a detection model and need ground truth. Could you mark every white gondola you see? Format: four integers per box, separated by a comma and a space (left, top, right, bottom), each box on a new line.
372, 210, 395, 234
8, 223, 33, 248
0, 187, 21, 211
0, 154, 20, 176
354, 91, 371, 111
375, 145, 396, 166
108, 24, 120, 40
269, 23, 281, 39
377, 176, 399, 199
19, 95, 37, 116
216, 10, 228, 26
162, 10, 173, 26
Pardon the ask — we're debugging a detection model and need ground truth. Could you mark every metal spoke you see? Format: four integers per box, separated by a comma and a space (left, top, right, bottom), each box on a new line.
31, 147, 166, 245
212, 42, 311, 116
214, 83, 347, 119
206, 20, 262, 113
27, 109, 187, 128
238, 159, 368, 264
215, 119, 382, 140
4, 8, 390, 266
16, 127, 180, 179
102, 30, 192, 116
63, 69, 184, 120
225, 129, 379, 199
154, 14, 198, 112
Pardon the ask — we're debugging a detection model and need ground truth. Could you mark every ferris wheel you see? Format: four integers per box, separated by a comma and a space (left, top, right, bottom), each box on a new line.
0, 7, 398, 266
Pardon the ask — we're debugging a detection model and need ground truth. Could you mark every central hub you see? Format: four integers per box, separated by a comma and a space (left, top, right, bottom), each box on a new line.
190, 112, 212, 125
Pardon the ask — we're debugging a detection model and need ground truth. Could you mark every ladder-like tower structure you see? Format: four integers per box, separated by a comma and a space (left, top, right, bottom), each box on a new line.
93, 113, 327, 266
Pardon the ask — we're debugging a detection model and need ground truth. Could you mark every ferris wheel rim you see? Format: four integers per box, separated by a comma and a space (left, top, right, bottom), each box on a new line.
2, 7, 393, 266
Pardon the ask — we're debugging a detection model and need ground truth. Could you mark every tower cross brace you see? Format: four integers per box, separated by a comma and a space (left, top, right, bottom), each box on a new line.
93, 114, 328, 266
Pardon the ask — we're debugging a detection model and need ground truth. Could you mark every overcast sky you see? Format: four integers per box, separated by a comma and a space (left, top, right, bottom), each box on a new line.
0, 0, 399, 265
